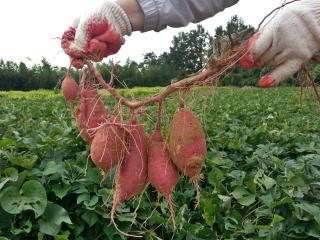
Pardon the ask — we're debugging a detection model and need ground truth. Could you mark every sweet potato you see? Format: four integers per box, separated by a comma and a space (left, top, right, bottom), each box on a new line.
75, 86, 109, 142
90, 117, 125, 174
148, 127, 179, 228
111, 115, 148, 237
61, 72, 78, 106
168, 108, 206, 206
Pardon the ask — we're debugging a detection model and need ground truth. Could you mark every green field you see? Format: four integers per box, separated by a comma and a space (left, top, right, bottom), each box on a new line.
0, 87, 320, 240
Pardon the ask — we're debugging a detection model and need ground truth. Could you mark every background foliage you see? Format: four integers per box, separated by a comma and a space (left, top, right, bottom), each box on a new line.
0, 87, 320, 239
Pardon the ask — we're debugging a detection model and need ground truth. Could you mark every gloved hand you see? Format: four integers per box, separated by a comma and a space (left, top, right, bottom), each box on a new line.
240, 0, 320, 87
61, 0, 132, 68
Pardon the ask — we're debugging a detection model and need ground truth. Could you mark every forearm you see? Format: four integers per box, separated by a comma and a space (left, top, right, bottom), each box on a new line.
137, 0, 240, 32
115, 0, 144, 31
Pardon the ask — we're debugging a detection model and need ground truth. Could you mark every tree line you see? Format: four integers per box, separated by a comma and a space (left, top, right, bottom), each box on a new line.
0, 16, 316, 91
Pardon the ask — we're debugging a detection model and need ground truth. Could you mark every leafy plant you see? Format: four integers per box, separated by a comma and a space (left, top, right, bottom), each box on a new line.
0, 87, 319, 239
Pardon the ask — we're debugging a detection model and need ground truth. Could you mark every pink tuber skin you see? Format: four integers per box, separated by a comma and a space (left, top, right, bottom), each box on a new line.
168, 108, 206, 207
75, 82, 109, 143
148, 126, 179, 228
90, 116, 125, 175
111, 114, 148, 238
61, 72, 79, 107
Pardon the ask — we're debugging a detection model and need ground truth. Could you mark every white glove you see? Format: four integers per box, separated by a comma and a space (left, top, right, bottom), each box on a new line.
240, 0, 320, 87
61, 0, 132, 68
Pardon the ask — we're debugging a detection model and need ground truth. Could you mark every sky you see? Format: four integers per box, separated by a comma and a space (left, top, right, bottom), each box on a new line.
0, 0, 283, 67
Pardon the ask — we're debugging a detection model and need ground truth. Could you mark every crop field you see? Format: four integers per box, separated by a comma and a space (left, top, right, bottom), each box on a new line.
0, 87, 320, 240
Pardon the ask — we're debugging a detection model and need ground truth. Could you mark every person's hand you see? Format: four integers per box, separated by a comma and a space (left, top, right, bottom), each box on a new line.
61, 0, 132, 68
240, 0, 320, 87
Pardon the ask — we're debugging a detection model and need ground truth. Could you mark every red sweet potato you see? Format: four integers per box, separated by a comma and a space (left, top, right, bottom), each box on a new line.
90, 117, 125, 174
75, 86, 109, 142
61, 72, 78, 106
148, 127, 179, 228
111, 115, 148, 237
168, 108, 206, 206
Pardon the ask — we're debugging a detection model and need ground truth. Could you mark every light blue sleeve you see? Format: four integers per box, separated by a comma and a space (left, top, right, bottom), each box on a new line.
137, 0, 239, 32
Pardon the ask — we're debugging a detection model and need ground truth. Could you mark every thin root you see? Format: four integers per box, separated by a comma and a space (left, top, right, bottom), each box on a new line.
111, 206, 143, 238
166, 195, 177, 230
191, 175, 203, 208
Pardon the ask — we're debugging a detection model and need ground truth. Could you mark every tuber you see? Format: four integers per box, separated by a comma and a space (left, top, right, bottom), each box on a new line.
111, 114, 148, 237
75, 85, 109, 142
148, 126, 179, 228
90, 117, 125, 175
61, 72, 78, 107
169, 108, 206, 206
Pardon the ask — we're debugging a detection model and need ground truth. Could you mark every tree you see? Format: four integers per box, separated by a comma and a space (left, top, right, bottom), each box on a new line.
212, 15, 252, 59
226, 15, 248, 35
142, 52, 158, 68
139, 52, 178, 87
168, 25, 213, 77
116, 59, 142, 88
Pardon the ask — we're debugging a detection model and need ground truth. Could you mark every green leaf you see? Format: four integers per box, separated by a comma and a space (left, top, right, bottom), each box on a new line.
43, 161, 65, 176
77, 193, 90, 205
231, 186, 255, 206
289, 175, 306, 187
202, 200, 217, 225
254, 170, 276, 191
0, 167, 18, 190
74, 185, 88, 194
229, 170, 246, 182
39, 202, 72, 236
307, 222, 320, 238
10, 219, 32, 235
42, 202, 72, 225
271, 197, 293, 208
85, 195, 99, 208
260, 193, 273, 207
217, 194, 231, 209
0, 180, 47, 217
37, 232, 44, 240
243, 221, 255, 234
295, 202, 320, 225
244, 173, 256, 194
0, 178, 10, 192
207, 168, 225, 186
86, 168, 101, 184
272, 214, 284, 225
81, 211, 98, 227
258, 229, 271, 238
189, 223, 204, 235
8, 155, 37, 169
38, 219, 60, 237
117, 212, 137, 223
52, 184, 71, 200
54, 231, 70, 240
103, 225, 117, 239
74, 224, 84, 237
2, 167, 18, 181
0, 138, 16, 150
147, 211, 164, 225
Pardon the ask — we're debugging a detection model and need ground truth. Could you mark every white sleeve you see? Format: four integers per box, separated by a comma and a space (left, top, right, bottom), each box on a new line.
137, 0, 239, 32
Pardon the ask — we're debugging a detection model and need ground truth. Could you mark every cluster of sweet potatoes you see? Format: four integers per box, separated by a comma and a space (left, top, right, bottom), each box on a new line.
61, 72, 207, 236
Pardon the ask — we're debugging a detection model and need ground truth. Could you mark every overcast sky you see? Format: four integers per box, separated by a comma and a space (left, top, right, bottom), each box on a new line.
0, 0, 282, 67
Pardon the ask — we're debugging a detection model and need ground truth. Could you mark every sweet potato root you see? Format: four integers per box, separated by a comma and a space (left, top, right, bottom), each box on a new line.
75, 86, 109, 142
169, 108, 206, 206
111, 114, 148, 237
148, 127, 179, 228
90, 117, 125, 175
61, 72, 78, 106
